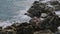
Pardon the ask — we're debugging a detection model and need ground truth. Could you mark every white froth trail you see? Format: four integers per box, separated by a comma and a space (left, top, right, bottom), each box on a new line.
55, 11, 60, 17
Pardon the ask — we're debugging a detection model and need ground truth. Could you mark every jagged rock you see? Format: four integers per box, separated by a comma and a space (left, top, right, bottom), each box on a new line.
29, 17, 41, 26
49, 1, 59, 5
33, 30, 53, 34
9, 0, 60, 34
54, 5, 60, 11
48, 1, 60, 11
26, 1, 55, 18
26, 1, 41, 18
16, 23, 34, 34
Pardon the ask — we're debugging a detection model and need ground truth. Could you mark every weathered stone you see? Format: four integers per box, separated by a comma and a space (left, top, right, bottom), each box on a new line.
49, 1, 59, 5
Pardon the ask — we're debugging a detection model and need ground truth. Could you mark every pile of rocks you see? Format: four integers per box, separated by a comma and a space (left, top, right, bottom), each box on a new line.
25, 0, 60, 34
1, 0, 60, 34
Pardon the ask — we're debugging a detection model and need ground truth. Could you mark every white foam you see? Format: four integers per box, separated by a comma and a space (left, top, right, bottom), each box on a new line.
0, 21, 13, 29
55, 11, 60, 17
58, 26, 60, 30
40, 0, 51, 3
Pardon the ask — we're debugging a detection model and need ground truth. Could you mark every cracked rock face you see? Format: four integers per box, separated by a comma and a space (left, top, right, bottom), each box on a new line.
48, 1, 60, 11
26, 0, 60, 18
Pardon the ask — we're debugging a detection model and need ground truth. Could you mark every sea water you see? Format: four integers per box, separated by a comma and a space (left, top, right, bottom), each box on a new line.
0, 0, 39, 28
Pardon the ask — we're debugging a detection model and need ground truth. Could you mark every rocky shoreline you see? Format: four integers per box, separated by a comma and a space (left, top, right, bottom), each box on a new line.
0, 0, 60, 34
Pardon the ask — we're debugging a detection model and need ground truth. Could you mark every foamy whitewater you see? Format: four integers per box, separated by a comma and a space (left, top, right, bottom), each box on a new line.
0, 0, 60, 29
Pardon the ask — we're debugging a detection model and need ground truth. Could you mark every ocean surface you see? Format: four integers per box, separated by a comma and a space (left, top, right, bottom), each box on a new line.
0, 0, 39, 28
0, 0, 60, 29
